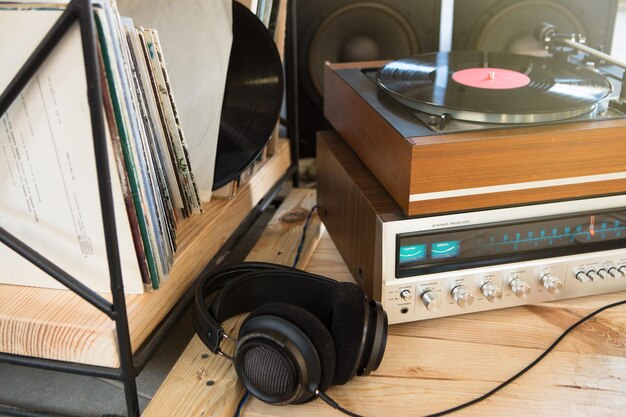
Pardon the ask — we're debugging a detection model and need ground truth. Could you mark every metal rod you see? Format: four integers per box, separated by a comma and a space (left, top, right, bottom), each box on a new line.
132, 279, 196, 372
285, 0, 300, 187
0, 0, 79, 117
0, 352, 124, 380
0, 227, 115, 317
562, 38, 626, 70
75, 1, 140, 415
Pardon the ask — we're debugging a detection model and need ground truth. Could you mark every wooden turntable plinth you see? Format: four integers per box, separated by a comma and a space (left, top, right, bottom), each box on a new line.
324, 61, 626, 217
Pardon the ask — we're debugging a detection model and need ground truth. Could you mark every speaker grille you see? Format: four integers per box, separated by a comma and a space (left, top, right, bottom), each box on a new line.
242, 344, 294, 396
305, 2, 420, 97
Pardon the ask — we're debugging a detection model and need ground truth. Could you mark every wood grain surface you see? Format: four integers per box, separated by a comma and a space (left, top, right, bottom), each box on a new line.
142, 188, 322, 417
0, 140, 291, 367
143, 188, 626, 417
324, 61, 626, 217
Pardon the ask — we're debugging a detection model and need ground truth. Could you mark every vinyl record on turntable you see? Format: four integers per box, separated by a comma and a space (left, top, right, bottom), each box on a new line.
375, 51, 613, 124
213, 1, 284, 190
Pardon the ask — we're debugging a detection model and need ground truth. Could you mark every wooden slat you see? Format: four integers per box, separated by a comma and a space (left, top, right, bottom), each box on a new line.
242, 267, 626, 417
142, 188, 322, 417
0, 139, 291, 367
145, 223, 626, 417
143, 187, 626, 417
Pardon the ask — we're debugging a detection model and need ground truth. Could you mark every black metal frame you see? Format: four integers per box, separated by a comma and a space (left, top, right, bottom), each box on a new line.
285, 0, 300, 187
0, 1, 299, 416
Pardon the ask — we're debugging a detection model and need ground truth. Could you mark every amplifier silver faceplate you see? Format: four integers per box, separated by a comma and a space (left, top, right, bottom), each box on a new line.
380, 195, 626, 324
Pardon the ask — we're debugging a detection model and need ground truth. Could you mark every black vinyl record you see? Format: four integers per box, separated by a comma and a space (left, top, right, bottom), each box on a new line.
376, 51, 613, 123
213, 1, 284, 190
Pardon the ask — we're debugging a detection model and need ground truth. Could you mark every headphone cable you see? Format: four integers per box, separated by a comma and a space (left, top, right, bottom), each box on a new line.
234, 390, 251, 417
316, 298, 626, 417
292, 204, 318, 268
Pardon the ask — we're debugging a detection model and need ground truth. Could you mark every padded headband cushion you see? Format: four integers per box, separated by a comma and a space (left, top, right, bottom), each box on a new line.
211, 271, 338, 325
330, 283, 367, 385
242, 303, 336, 392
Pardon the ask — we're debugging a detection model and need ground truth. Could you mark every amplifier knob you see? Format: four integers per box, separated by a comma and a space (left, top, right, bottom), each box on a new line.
509, 278, 531, 299
541, 273, 564, 295
587, 270, 601, 282
607, 267, 621, 279
597, 269, 609, 280
618, 266, 626, 277
575, 271, 590, 284
400, 289, 413, 301
451, 285, 474, 308
481, 282, 502, 303
421, 291, 441, 312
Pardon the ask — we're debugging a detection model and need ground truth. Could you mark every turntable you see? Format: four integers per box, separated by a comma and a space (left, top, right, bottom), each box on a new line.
324, 50, 626, 217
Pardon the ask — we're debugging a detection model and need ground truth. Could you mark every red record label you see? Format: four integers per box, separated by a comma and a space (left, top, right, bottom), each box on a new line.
452, 67, 531, 89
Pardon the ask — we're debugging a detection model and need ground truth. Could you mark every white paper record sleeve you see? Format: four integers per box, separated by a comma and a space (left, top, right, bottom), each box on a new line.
118, 0, 233, 202
0, 9, 145, 293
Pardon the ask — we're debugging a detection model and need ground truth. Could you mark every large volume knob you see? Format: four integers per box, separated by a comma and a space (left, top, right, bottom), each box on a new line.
451, 285, 474, 308
481, 282, 502, 303
421, 291, 441, 312
509, 278, 531, 299
541, 273, 564, 295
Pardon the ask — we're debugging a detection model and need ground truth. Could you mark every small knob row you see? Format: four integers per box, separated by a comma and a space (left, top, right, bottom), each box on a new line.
410, 265, 626, 315
576, 266, 626, 283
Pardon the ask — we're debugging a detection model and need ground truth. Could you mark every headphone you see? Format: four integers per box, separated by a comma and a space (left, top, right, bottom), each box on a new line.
193, 262, 388, 405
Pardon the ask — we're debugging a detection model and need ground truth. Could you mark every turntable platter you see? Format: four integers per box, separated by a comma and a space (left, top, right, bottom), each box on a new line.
375, 51, 613, 124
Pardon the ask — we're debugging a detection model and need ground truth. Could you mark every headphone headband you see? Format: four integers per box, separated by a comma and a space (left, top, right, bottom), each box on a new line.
194, 262, 340, 353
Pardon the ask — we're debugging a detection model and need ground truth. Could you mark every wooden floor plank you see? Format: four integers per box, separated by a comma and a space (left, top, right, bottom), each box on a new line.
142, 188, 321, 417
143, 188, 626, 417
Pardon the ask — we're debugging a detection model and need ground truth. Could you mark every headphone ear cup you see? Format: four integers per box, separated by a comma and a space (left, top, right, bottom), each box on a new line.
329, 283, 367, 385
237, 303, 336, 403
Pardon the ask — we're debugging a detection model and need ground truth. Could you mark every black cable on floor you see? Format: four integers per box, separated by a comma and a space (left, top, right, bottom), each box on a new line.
292, 205, 317, 268
317, 298, 626, 417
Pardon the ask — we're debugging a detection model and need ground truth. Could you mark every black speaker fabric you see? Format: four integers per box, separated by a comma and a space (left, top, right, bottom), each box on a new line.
293, 0, 441, 157
243, 303, 337, 392
452, 0, 618, 54
330, 283, 367, 385
213, 1, 284, 190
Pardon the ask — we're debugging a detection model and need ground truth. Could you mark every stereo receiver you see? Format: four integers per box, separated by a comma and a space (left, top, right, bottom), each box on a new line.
318, 131, 626, 324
